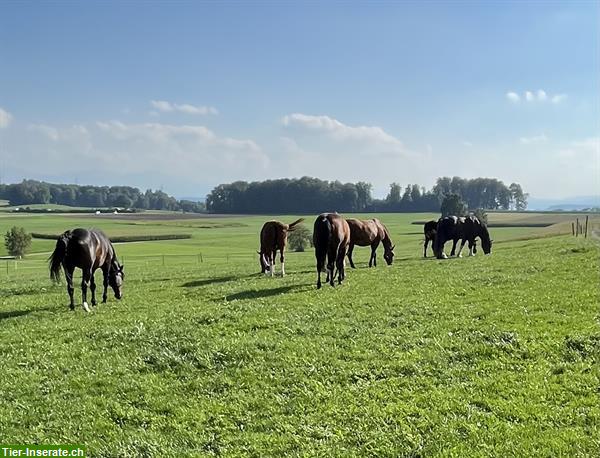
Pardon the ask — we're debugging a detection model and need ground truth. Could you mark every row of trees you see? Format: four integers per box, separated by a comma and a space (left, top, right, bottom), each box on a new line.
206, 176, 528, 213
0, 180, 205, 212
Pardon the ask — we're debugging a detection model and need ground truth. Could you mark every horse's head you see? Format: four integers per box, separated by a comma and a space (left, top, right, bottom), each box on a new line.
481, 237, 492, 255
109, 263, 124, 299
384, 245, 395, 265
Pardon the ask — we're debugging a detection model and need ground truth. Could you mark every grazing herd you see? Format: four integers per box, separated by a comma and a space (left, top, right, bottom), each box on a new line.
49, 214, 492, 310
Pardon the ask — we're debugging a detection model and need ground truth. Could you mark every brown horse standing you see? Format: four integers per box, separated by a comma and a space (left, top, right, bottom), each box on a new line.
49, 228, 124, 311
423, 220, 437, 257
258, 218, 304, 276
313, 213, 351, 289
346, 218, 395, 268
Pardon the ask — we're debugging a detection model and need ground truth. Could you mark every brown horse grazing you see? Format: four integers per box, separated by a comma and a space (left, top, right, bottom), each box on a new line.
313, 213, 351, 289
346, 218, 395, 268
423, 220, 437, 257
49, 228, 124, 311
258, 218, 304, 276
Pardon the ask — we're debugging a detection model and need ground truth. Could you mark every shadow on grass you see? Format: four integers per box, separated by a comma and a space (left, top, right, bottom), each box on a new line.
0, 306, 54, 321
225, 284, 312, 301
181, 276, 240, 288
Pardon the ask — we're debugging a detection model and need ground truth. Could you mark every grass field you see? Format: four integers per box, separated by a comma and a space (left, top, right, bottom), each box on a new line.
0, 212, 598, 456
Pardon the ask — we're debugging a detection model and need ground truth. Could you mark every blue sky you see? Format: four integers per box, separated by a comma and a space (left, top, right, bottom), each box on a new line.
0, 2, 598, 199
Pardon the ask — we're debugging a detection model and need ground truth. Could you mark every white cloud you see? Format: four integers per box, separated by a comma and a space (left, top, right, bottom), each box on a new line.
3, 120, 267, 190
281, 113, 406, 150
506, 92, 520, 103
536, 90, 547, 101
278, 113, 429, 196
0, 107, 13, 128
462, 141, 473, 147
519, 134, 548, 145
507, 90, 567, 104
150, 100, 218, 115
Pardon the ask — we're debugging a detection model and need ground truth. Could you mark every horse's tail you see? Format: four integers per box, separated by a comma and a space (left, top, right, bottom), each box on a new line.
49, 231, 70, 282
313, 215, 331, 271
286, 218, 305, 231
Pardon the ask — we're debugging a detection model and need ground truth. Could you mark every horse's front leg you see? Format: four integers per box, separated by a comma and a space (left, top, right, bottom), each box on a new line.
81, 269, 92, 312
469, 239, 476, 256
65, 264, 76, 311
456, 239, 468, 258
280, 249, 285, 277
90, 269, 98, 306
101, 266, 109, 303
347, 244, 356, 269
369, 241, 380, 267
423, 239, 428, 258
450, 239, 459, 257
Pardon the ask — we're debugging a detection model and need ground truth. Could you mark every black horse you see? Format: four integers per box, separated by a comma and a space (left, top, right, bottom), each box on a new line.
423, 220, 437, 257
313, 213, 351, 289
49, 228, 124, 311
434, 216, 492, 259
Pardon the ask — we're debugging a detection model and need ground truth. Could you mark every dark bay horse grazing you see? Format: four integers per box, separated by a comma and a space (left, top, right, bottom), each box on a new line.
346, 218, 395, 268
434, 216, 492, 259
423, 220, 437, 257
49, 228, 124, 311
313, 213, 351, 289
258, 218, 304, 276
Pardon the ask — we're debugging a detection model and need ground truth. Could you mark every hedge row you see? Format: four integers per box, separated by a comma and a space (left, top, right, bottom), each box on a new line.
12, 208, 141, 214
31, 233, 192, 242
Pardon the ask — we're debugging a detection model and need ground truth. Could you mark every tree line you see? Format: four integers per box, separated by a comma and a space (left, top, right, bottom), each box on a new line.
206, 176, 528, 213
0, 180, 205, 213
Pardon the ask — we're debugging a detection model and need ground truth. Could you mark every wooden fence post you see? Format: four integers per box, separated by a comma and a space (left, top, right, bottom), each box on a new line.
585, 215, 589, 238
576, 218, 579, 237
572, 222, 575, 236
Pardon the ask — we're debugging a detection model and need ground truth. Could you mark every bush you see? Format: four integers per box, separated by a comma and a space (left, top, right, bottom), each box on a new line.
288, 225, 312, 252
441, 193, 467, 217
5, 226, 32, 258
472, 208, 488, 224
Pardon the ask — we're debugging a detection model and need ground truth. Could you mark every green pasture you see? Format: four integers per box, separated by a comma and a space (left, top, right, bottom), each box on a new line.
0, 212, 598, 456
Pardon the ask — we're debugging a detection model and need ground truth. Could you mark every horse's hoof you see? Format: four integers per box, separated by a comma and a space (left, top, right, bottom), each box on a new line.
441, 253, 448, 259
458, 254, 463, 258
317, 283, 322, 289
82, 302, 91, 312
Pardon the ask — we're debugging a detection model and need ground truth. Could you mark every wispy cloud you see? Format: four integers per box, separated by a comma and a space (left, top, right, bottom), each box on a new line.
506, 90, 567, 104
281, 113, 405, 150
551, 94, 567, 104
150, 100, 218, 115
0, 107, 13, 128
520, 134, 548, 145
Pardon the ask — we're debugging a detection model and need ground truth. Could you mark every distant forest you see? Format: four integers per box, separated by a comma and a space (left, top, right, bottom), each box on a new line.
206, 176, 528, 214
0, 176, 528, 214
0, 180, 205, 213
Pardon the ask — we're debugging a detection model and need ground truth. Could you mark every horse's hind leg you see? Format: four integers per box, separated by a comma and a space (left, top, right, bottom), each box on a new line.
424, 239, 428, 258
280, 249, 285, 277
65, 264, 75, 311
336, 245, 347, 284
81, 269, 92, 312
